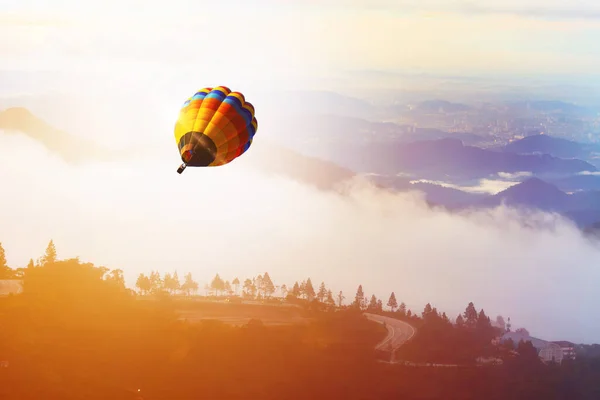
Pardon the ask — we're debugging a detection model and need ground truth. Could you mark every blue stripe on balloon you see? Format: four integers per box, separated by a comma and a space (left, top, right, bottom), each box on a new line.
206, 89, 227, 102
223, 96, 253, 126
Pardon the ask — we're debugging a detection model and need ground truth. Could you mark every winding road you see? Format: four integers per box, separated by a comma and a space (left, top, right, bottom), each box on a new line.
364, 313, 416, 352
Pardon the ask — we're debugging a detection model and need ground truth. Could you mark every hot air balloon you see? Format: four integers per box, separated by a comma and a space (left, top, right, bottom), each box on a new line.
174, 86, 258, 174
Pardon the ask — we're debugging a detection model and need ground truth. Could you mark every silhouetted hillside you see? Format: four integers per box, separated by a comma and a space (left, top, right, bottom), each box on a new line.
502, 134, 600, 160
313, 138, 596, 180
478, 178, 571, 211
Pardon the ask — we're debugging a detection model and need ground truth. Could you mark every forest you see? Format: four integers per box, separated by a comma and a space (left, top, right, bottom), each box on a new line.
1, 240, 600, 400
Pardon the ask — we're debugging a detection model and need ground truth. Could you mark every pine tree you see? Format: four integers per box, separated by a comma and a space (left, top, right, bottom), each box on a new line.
41, 239, 57, 265
477, 309, 492, 330
337, 291, 345, 307
354, 285, 364, 308
317, 282, 327, 302
387, 292, 398, 312
422, 303, 433, 319
280, 284, 288, 298
172, 271, 181, 294
210, 273, 225, 296
376, 299, 383, 312
398, 302, 407, 316
304, 278, 316, 300
149, 271, 163, 293
463, 302, 478, 328
232, 277, 240, 295
179, 272, 198, 296
455, 314, 465, 328
291, 282, 300, 298
326, 290, 335, 306
262, 272, 275, 298
368, 294, 378, 311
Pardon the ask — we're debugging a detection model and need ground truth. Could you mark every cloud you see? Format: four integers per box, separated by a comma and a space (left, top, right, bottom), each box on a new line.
497, 171, 533, 180
1, 128, 600, 344
578, 171, 600, 176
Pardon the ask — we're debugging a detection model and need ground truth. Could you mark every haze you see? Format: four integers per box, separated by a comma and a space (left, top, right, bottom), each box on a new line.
2, 0, 600, 345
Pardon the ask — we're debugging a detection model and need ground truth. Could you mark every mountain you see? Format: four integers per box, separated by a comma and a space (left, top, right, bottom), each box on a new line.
244, 140, 356, 191
506, 100, 596, 116
0, 107, 359, 192
501, 134, 600, 160
549, 174, 600, 192
0, 107, 124, 164
471, 178, 600, 227
478, 178, 571, 211
309, 138, 597, 180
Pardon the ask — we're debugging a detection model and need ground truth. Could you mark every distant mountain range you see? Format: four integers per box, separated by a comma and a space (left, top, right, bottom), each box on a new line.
4, 106, 600, 231
304, 138, 596, 180
0, 107, 357, 192
498, 134, 600, 165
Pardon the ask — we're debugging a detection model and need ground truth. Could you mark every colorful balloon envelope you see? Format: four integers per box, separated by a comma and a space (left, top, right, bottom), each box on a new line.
174, 86, 258, 174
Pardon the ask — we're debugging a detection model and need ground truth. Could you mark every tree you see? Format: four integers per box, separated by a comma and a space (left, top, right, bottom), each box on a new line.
149, 271, 163, 293
255, 275, 264, 298
463, 302, 478, 328
181, 272, 198, 296
337, 291, 345, 307
280, 284, 288, 298
40, 240, 57, 265
291, 282, 300, 298
172, 271, 181, 294
232, 277, 240, 295
455, 314, 465, 328
210, 273, 225, 296
326, 290, 335, 307
477, 309, 492, 331
164, 272, 181, 295
398, 302, 406, 316
387, 292, 398, 312
317, 282, 327, 303
422, 303, 433, 319
105, 269, 125, 289
376, 299, 383, 312
496, 315, 506, 330
135, 273, 151, 295
354, 285, 364, 309
225, 280, 233, 296
304, 278, 315, 301
243, 278, 256, 298
261, 272, 275, 298
368, 295, 378, 311
0, 242, 12, 279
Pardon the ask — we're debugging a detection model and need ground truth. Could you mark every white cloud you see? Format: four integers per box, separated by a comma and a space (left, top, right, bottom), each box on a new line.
1, 126, 600, 344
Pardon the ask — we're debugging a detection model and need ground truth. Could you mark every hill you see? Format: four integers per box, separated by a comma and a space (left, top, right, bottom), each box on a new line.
549, 174, 600, 192
0, 107, 358, 191
0, 107, 125, 164
313, 138, 597, 180
501, 134, 600, 160
478, 178, 571, 211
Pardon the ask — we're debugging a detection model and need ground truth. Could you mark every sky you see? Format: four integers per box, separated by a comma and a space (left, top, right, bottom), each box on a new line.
3, 0, 600, 344
3, 0, 600, 81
